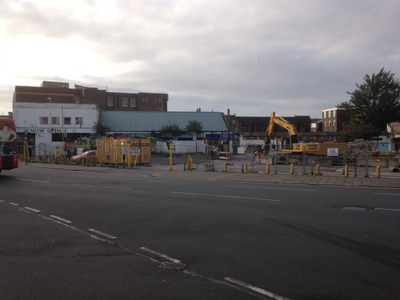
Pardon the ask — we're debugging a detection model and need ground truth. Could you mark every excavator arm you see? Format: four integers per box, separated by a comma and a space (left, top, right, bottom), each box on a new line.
266, 112, 298, 143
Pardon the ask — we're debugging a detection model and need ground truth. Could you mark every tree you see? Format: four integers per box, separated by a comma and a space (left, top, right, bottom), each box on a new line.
159, 122, 181, 137
93, 121, 111, 137
341, 122, 380, 141
337, 68, 400, 140
185, 120, 204, 138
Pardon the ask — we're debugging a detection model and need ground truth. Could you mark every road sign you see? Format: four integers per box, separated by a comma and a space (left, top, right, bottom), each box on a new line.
127, 141, 131, 144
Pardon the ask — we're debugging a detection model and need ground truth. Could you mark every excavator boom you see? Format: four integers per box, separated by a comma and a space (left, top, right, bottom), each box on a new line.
266, 112, 298, 143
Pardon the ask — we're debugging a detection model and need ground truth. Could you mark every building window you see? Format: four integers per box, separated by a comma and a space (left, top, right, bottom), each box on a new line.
333, 110, 336, 117
154, 98, 158, 104
40, 117, 48, 125
75, 117, 83, 125
74, 95, 81, 104
64, 117, 71, 125
130, 98, 136, 107
52, 117, 60, 125
107, 97, 114, 107
122, 97, 128, 107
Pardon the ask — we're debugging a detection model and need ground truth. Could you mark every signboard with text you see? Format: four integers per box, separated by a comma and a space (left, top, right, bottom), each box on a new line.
327, 148, 339, 156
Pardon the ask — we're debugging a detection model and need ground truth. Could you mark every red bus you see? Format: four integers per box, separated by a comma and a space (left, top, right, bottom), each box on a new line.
0, 118, 18, 172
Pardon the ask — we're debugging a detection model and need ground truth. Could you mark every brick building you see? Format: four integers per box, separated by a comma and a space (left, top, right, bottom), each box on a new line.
322, 108, 349, 132
14, 81, 168, 112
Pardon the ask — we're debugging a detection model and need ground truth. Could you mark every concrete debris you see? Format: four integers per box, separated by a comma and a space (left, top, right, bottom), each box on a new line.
343, 139, 374, 161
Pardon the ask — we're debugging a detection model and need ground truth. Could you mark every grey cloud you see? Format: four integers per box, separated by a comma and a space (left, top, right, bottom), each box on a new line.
2, 0, 400, 118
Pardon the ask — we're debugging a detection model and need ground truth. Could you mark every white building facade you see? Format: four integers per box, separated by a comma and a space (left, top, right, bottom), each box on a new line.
13, 102, 99, 156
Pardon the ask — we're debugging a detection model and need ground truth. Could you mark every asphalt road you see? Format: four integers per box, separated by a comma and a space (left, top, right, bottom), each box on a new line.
1, 166, 400, 300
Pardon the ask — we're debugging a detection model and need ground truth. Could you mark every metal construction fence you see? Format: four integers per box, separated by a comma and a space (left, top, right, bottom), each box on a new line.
18, 141, 400, 178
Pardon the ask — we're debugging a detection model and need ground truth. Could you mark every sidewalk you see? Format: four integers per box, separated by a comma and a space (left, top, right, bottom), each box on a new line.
20, 159, 400, 189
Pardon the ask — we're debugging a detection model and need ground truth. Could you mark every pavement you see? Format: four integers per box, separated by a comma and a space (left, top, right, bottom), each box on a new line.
17, 154, 400, 189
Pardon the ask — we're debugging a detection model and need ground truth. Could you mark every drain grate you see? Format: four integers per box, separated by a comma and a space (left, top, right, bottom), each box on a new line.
158, 261, 187, 271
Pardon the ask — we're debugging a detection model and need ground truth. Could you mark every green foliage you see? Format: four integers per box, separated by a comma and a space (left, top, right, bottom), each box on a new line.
342, 123, 381, 142
185, 120, 204, 134
93, 121, 111, 136
159, 122, 181, 136
337, 68, 400, 141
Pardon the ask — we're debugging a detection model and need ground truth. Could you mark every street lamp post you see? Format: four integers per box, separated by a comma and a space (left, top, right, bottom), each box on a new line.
47, 97, 52, 157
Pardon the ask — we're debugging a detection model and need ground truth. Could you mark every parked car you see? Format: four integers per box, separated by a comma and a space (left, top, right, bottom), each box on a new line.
71, 150, 97, 165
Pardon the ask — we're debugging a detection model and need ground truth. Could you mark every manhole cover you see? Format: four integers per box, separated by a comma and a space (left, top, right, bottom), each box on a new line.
342, 206, 370, 211
158, 262, 187, 271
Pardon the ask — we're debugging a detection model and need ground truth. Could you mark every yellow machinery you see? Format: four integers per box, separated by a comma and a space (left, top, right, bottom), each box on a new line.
266, 112, 346, 155
266, 112, 298, 144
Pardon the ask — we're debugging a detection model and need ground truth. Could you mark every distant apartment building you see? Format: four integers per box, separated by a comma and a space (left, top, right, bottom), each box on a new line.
14, 81, 168, 112
322, 108, 349, 132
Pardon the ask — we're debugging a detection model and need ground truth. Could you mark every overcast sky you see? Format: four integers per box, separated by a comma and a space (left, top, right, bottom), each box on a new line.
1, 0, 399, 118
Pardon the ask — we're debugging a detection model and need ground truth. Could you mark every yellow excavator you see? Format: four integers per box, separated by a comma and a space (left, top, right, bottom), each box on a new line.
266, 112, 299, 145
266, 112, 346, 156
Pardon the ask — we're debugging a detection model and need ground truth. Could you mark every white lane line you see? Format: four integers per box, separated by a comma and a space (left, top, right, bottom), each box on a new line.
224, 277, 291, 300
0, 200, 4, 203
88, 228, 117, 239
375, 208, 400, 212
375, 193, 400, 196
171, 191, 279, 202
50, 215, 73, 224
37, 214, 109, 243
9, 202, 19, 206
226, 185, 315, 192
16, 178, 50, 184
140, 247, 181, 263
103, 186, 132, 190
76, 175, 110, 179
24, 207, 41, 213
73, 184, 132, 190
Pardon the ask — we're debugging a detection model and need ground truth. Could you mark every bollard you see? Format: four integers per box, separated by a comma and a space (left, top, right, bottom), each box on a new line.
205, 162, 208, 172
345, 165, 348, 177
36, 156, 39, 163
47, 157, 51, 164
266, 163, 270, 174
290, 164, 294, 175
188, 156, 193, 171
67, 158, 70, 165
316, 164, 320, 176
224, 162, 227, 172
90, 159, 93, 167
99, 160, 103, 167
244, 163, 248, 173
376, 166, 380, 178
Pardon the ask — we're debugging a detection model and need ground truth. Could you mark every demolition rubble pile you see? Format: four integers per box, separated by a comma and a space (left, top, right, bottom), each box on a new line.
343, 139, 374, 161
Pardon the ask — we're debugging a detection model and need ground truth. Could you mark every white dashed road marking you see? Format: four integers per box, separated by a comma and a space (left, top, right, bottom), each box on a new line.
73, 184, 132, 190
9, 202, 19, 206
24, 207, 41, 213
16, 178, 50, 183
88, 228, 117, 239
226, 185, 315, 192
50, 215, 73, 224
375, 207, 400, 212
140, 247, 181, 263
171, 191, 279, 202
224, 277, 291, 300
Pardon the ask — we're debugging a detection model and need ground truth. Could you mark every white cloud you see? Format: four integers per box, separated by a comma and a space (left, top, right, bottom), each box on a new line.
1, 0, 399, 118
